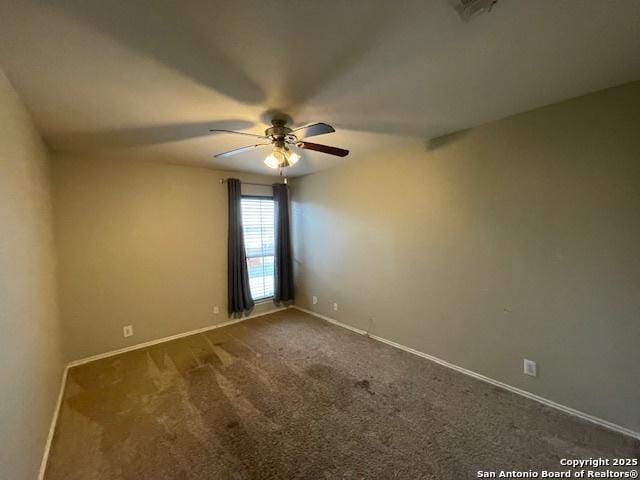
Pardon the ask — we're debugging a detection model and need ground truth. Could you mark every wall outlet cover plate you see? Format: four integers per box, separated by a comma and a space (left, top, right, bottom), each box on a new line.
523, 359, 537, 377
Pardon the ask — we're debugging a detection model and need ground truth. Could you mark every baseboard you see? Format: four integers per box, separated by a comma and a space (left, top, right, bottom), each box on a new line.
39, 306, 287, 480
293, 306, 640, 441
296, 307, 368, 335
38, 366, 69, 480
38, 303, 639, 479
68, 306, 288, 368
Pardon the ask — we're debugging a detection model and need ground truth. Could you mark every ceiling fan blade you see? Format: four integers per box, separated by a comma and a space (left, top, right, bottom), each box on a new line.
297, 141, 349, 157
210, 129, 269, 140
49, 120, 255, 152
214, 144, 270, 158
293, 122, 335, 139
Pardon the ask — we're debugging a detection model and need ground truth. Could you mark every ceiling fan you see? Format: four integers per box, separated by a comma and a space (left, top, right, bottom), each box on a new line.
210, 117, 349, 171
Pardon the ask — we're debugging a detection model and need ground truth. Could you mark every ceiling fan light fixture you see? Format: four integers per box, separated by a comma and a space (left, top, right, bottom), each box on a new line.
264, 145, 300, 169
288, 150, 300, 165
264, 152, 281, 169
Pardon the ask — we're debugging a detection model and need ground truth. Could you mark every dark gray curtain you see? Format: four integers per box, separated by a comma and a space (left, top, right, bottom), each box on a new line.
273, 183, 294, 302
227, 178, 254, 315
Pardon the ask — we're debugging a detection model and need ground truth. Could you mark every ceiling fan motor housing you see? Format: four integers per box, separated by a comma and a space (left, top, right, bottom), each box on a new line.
265, 119, 293, 140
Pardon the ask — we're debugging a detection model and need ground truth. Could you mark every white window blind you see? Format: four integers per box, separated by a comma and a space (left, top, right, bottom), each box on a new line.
241, 196, 275, 300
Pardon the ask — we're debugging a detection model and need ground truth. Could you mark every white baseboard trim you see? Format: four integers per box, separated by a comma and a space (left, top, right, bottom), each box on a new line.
293, 306, 640, 441
38, 366, 69, 480
296, 306, 368, 335
39, 306, 287, 480
68, 307, 288, 368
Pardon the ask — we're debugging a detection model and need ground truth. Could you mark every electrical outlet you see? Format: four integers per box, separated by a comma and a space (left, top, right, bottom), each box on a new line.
123, 325, 133, 338
333, 302, 339, 311
312, 296, 318, 305
523, 359, 537, 377
213, 306, 219, 314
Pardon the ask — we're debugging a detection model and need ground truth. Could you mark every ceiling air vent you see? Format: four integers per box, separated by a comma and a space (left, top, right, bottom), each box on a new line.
455, 0, 498, 22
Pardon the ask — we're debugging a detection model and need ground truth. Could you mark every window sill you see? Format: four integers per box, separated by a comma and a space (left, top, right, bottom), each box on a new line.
254, 297, 274, 305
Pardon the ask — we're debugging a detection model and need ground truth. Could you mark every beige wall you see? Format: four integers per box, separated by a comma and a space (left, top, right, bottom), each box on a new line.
291, 81, 640, 433
0, 72, 64, 479
52, 155, 279, 361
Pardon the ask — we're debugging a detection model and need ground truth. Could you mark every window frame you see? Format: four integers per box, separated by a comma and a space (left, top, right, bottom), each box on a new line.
241, 194, 275, 301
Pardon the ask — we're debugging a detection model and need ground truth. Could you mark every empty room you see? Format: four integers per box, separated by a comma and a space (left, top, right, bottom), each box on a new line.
1, 1, 639, 479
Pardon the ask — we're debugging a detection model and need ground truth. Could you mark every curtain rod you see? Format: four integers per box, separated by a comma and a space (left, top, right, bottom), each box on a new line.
219, 178, 287, 186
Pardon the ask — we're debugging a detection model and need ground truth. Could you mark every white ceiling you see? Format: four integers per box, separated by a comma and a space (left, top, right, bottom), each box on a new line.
1, 0, 639, 177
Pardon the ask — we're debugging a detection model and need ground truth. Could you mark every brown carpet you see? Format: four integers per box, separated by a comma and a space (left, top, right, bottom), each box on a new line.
45, 309, 638, 479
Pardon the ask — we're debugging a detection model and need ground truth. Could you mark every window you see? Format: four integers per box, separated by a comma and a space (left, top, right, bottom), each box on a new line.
241, 196, 275, 300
